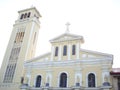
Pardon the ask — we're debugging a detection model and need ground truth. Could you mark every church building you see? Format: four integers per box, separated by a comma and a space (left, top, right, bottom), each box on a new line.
0, 7, 114, 90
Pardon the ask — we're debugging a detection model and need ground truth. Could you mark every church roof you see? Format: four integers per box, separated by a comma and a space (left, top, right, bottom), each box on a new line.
110, 68, 120, 75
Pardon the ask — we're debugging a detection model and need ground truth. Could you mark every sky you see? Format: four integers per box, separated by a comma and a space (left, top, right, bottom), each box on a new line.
0, 0, 120, 68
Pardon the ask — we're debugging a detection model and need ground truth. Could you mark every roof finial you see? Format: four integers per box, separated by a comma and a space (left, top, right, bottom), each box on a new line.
65, 22, 70, 33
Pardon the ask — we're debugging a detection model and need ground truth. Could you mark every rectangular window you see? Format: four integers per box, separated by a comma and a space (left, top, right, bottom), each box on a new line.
9, 47, 21, 61
14, 32, 25, 43
27, 12, 31, 18
3, 47, 20, 83
55, 47, 58, 56
20, 14, 24, 19
3, 64, 16, 83
72, 45, 76, 55
63, 45, 67, 56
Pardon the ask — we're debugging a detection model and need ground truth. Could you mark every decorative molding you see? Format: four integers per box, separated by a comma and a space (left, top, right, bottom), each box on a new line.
25, 52, 51, 63
25, 57, 112, 68
50, 33, 84, 43
80, 49, 113, 58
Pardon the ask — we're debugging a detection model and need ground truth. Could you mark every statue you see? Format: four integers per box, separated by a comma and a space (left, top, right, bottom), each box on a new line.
103, 75, 110, 86
76, 76, 80, 86
24, 77, 29, 84
77, 76, 80, 83
104, 75, 108, 82
47, 77, 50, 83
46, 77, 50, 87
21, 77, 24, 84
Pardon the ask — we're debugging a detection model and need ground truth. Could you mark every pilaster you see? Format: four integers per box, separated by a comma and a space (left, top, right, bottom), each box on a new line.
50, 46, 54, 61
58, 45, 62, 61
75, 67, 82, 86
68, 44, 71, 60
76, 43, 80, 59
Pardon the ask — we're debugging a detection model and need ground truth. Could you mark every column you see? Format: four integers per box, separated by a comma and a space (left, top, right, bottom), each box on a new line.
58, 45, 61, 61
113, 77, 118, 90
76, 43, 80, 59
68, 44, 71, 60
26, 66, 31, 86
50, 46, 54, 61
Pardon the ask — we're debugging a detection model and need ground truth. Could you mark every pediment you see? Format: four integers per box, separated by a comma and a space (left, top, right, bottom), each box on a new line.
50, 33, 84, 43
25, 52, 51, 63
80, 49, 113, 59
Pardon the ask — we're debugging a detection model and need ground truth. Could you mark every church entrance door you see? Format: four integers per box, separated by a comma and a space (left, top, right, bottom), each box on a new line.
59, 73, 67, 87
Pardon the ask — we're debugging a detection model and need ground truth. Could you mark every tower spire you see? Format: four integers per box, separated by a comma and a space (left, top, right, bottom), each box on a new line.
65, 22, 70, 33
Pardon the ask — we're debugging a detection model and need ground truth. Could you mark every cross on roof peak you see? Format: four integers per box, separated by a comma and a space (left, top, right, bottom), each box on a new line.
65, 22, 70, 33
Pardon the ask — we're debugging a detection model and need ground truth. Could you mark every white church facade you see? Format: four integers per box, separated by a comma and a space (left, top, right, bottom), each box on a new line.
22, 32, 113, 90
0, 7, 114, 90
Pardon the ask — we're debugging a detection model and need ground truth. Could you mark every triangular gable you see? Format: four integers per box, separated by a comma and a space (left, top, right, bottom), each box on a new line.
80, 49, 113, 59
50, 33, 84, 43
25, 52, 51, 63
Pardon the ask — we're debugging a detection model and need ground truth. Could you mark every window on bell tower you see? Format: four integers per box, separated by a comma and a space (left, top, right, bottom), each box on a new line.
27, 12, 31, 18
20, 12, 31, 19
14, 32, 25, 43
20, 14, 24, 19
24, 13, 27, 18
63, 45, 67, 56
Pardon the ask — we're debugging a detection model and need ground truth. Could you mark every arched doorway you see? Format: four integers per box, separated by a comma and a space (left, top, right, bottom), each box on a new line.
35, 75, 42, 87
88, 73, 96, 87
59, 73, 67, 87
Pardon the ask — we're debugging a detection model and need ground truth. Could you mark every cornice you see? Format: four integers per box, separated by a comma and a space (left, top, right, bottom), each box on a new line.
49, 33, 84, 43
18, 7, 41, 17
14, 17, 40, 27
25, 52, 51, 63
24, 57, 113, 68
80, 49, 113, 58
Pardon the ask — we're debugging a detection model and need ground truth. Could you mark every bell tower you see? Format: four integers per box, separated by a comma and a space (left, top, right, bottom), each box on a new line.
0, 7, 41, 90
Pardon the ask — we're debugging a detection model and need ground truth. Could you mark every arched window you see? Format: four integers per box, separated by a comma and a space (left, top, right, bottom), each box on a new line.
35, 75, 42, 87
88, 73, 96, 87
72, 45, 76, 55
55, 47, 58, 56
63, 45, 67, 56
20, 14, 24, 19
24, 13, 27, 18
27, 12, 31, 18
59, 73, 67, 87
